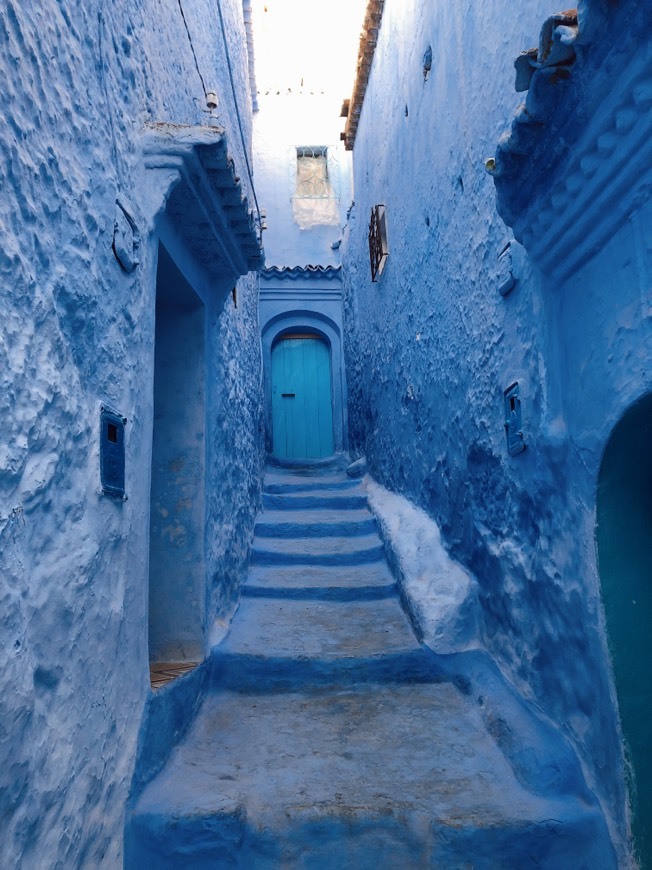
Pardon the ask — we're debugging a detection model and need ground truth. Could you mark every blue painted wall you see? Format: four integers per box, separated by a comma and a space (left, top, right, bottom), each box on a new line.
254, 95, 352, 268
340, 0, 649, 862
0, 1, 264, 866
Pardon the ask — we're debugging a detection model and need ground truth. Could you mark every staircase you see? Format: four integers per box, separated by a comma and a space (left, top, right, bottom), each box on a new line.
125, 460, 616, 868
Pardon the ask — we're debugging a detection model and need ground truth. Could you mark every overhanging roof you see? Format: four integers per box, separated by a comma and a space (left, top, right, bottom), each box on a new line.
342, 0, 385, 151
143, 123, 264, 282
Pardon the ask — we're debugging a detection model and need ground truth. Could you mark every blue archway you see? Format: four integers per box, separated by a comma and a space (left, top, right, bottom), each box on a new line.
597, 392, 652, 867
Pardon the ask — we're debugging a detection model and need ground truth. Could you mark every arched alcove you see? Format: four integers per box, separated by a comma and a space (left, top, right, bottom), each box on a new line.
597, 392, 652, 867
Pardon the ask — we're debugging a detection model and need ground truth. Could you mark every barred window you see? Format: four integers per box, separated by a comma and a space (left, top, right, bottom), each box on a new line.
292, 146, 340, 229
296, 147, 331, 198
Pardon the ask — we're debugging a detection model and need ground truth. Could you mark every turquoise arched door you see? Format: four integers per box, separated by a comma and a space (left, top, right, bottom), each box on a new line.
597, 394, 652, 867
271, 334, 334, 459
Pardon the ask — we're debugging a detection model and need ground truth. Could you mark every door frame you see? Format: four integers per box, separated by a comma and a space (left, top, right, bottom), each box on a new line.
261, 312, 347, 458
271, 333, 334, 460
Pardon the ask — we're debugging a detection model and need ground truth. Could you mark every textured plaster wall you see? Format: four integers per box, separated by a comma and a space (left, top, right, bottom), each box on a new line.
204, 268, 264, 637
254, 94, 352, 267
558, 198, 652, 865
0, 1, 263, 866
341, 0, 630, 857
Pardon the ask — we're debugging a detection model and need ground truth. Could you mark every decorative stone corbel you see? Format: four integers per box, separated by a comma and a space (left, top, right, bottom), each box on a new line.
489, 2, 652, 283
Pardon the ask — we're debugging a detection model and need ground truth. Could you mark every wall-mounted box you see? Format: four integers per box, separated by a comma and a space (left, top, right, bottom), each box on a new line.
504, 383, 525, 455
100, 407, 127, 498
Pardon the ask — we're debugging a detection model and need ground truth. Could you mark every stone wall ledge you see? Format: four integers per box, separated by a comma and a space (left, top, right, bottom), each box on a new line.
259, 266, 343, 296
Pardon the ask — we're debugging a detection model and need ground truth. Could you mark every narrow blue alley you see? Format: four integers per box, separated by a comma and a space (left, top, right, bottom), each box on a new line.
2, 0, 651, 868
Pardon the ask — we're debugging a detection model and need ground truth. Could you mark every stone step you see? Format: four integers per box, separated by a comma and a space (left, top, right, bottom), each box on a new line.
262, 490, 368, 511
210, 647, 439, 692
219, 597, 419, 662
264, 478, 360, 494
126, 683, 613, 869
254, 508, 376, 538
251, 533, 384, 567
266, 455, 348, 473
243, 562, 396, 601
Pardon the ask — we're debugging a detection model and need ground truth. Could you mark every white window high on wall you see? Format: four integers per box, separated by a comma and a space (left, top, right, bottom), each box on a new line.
291, 145, 340, 229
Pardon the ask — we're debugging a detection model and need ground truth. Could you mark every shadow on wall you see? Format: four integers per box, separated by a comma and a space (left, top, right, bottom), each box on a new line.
597, 392, 652, 868
149, 244, 206, 664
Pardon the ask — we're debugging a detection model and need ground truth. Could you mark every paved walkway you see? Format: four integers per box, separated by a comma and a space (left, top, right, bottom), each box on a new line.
126, 462, 615, 868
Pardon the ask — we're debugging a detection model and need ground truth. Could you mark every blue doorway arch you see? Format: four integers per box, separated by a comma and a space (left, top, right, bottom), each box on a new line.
597, 393, 652, 867
271, 334, 334, 459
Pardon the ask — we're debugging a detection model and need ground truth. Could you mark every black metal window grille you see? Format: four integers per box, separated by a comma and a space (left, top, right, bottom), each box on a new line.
368, 204, 389, 282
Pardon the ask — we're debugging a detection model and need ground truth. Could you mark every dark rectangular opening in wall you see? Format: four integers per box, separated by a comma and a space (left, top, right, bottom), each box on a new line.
100, 408, 126, 498
504, 382, 525, 456
149, 243, 206, 664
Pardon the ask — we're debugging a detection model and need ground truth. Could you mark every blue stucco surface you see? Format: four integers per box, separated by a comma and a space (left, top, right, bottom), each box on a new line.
253, 95, 352, 268
3, 0, 650, 865
0, 1, 264, 866
341, 0, 651, 863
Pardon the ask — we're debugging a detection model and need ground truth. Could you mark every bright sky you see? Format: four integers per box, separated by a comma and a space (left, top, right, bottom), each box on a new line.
251, 0, 368, 96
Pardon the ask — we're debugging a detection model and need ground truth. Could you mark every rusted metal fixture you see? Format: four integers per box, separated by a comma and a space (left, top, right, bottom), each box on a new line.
368, 204, 388, 281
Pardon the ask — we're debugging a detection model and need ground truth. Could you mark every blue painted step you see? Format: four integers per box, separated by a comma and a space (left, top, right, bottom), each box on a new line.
243, 562, 397, 602
219, 597, 419, 659
262, 490, 368, 510
264, 478, 360, 494
126, 682, 615, 869
254, 508, 377, 538
251, 533, 385, 566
